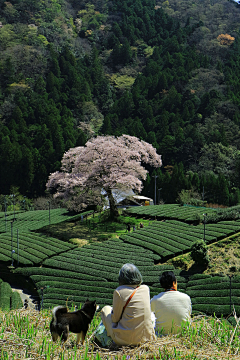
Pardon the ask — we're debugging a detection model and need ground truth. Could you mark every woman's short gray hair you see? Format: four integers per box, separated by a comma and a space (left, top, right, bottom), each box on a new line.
118, 263, 143, 285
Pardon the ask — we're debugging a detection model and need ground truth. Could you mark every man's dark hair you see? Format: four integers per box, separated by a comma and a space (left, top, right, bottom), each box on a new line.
160, 271, 176, 289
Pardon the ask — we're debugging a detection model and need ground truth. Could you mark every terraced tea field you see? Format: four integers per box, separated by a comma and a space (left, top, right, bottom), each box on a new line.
126, 204, 217, 221
0, 232, 75, 264
121, 219, 240, 260
0, 209, 93, 233
15, 241, 239, 319
15, 238, 187, 308
0, 205, 239, 320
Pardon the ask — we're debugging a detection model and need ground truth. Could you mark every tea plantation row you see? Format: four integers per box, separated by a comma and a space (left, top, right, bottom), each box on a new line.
126, 204, 216, 221
0, 232, 75, 265
0, 209, 93, 233
121, 220, 240, 260
2, 213, 240, 267
15, 249, 239, 318
12, 235, 237, 318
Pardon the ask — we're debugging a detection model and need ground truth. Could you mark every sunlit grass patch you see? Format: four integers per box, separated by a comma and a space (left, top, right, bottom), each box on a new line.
1, 308, 240, 359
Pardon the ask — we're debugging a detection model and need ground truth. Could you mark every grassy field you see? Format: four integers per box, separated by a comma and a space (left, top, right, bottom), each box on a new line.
1, 308, 240, 359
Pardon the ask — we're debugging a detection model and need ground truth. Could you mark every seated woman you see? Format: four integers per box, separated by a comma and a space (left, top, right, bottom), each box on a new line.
151, 271, 192, 335
101, 263, 156, 346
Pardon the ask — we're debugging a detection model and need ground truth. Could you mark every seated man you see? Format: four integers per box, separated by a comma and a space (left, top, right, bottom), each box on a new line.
151, 271, 191, 335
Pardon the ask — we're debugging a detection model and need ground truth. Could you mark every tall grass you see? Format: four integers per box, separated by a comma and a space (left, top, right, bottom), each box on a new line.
1, 308, 240, 359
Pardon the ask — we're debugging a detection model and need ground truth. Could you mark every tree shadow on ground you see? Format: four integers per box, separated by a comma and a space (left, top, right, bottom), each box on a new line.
180, 262, 208, 278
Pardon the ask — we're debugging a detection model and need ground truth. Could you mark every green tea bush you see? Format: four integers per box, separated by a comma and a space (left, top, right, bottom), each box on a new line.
0, 282, 12, 311
190, 240, 210, 266
11, 291, 23, 309
14, 267, 104, 281
192, 304, 240, 316
205, 206, 240, 223
187, 276, 228, 288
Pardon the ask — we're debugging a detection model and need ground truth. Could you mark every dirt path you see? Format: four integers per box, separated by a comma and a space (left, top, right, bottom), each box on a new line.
12, 288, 38, 310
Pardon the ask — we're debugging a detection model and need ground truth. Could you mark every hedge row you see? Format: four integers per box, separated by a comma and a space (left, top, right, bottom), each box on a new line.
83, 239, 160, 261
65, 247, 156, 266
1, 209, 94, 233
11, 291, 23, 309
166, 220, 223, 239
0, 240, 43, 264
126, 205, 216, 221
0, 211, 23, 218
21, 232, 75, 250
0, 282, 22, 311
192, 304, 240, 316
14, 267, 104, 281
42, 258, 166, 284
0, 253, 10, 262
0, 282, 12, 311
138, 230, 190, 250
88, 239, 152, 255
30, 275, 117, 289
36, 282, 116, 294
152, 222, 215, 242
43, 294, 112, 305
0, 242, 33, 265
187, 276, 228, 287
42, 288, 113, 300
146, 230, 194, 249
148, 225, 199, 243
19, 234, 74, 253
121, 235, 172, 258
147, 225, 197, 245
43, 258, 120, 281
188, 274, 212, 280
62, 252, 142, 269
191, 296, 239, 305
0, 231, 76, 266
43, 296, 112, 309
129, 232, 183, 253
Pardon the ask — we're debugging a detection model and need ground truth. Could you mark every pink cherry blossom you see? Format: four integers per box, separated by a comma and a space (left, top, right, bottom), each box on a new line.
46, 135, 162, 217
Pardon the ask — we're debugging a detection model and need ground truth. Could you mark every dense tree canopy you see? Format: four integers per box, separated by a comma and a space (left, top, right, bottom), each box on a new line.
1, 0, 240, 206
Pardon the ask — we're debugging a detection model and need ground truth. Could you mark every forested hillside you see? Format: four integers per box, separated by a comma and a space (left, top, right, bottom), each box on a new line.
1, 0, 240, 205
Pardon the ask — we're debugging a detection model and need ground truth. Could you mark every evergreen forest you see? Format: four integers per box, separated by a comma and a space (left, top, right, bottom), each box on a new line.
1, 0, 240, 205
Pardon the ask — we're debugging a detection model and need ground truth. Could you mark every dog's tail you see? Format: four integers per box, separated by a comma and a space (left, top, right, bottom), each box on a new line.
52, 306, 68, 326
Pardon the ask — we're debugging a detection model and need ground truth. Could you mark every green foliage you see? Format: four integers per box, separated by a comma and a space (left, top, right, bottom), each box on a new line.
126, 204, 217, 222
177, 189, 206, 207
190, 240, 210, 266
0, 210, 79, 266
0, 208, 93, 233
11, 291, 23, 309
110, 74, 135, 90
205, 206, 240, 223
0, 282, 12, 311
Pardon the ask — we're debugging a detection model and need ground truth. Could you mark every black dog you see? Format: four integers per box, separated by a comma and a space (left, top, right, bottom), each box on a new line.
50, 299, 98, 345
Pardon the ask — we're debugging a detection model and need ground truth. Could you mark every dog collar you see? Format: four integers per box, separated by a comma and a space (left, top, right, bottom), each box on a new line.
81, 310, 92, 320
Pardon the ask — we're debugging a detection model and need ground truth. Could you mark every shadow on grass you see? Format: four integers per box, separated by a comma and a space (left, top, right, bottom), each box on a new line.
38, 214, 150, 244
180, 262, 208, 277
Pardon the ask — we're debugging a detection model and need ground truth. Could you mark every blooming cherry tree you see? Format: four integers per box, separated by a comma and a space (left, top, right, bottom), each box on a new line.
46, 135, 162, 218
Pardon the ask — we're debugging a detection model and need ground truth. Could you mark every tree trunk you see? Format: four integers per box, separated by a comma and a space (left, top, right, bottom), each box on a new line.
106, 189, 119, 219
